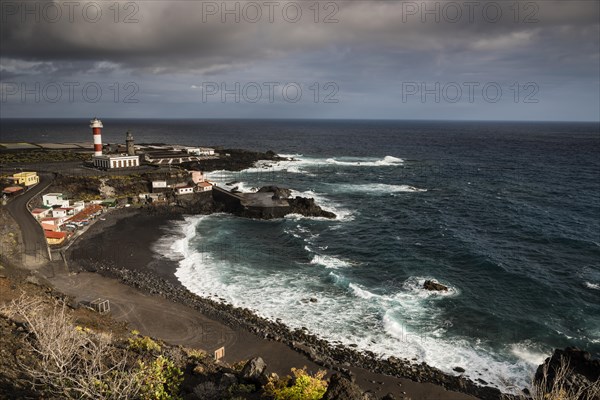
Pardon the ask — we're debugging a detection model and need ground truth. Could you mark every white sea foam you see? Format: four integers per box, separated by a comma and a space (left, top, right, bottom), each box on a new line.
510, 342, 549, 366
153, 216, 200, 261
310, 254, 353, 269
170, 217, 534, 391
585, 281, 600, 290
332, 183, 427, 194
325, 156, 404, 167
290, 189, 354, 221
206, 154, 405, 188
349, 283, 380, 299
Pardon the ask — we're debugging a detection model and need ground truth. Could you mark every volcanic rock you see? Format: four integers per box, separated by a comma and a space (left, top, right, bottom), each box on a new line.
288, 196, 336, 219
423, 280, 448, 291
322, 374, 365, 400
240, 357, 268, 385
535, 347, 600, 399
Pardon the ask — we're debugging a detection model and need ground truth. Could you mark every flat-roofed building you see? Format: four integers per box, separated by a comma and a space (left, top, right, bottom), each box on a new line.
191, 171, 205, 184
52, 208, 74, 218
43, 193, 69, 207
40, 217, 63, 231
11, 172, 39, 186
93, 154, 140, 169
152, 180, 168, 193
31, 208, 52, 220
175, 186, 194, 195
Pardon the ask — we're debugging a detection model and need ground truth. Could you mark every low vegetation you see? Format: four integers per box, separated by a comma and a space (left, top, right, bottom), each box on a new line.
0, 150, 91, 164
502, 357, 599, 400
264, 368, 328, 400
0, 294, 182, 400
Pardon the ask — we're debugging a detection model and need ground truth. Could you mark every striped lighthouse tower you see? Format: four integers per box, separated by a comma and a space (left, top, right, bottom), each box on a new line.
90, 117, 103, 156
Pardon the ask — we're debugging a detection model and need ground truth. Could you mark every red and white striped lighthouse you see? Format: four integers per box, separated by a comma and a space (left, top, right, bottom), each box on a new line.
90, 117, 103, 156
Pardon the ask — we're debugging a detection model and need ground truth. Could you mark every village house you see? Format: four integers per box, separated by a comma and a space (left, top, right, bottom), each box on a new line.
43, 193, 70, 208
11, 172, 39, 186
67, 204, 103, 227
190, 171, 205, 184
151, 180, 168, 193
175, 186, 194, 195
31, 207, 52, 220
2, 186, 24, 196
197, 181, 213, 192
45, 230, 67, 245
40, 217, 63, 231
72, 201, 86, 213
51, 207, 74, 218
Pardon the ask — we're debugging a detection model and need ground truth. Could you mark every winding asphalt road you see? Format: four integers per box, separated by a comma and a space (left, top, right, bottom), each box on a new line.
5, 173, 54, 267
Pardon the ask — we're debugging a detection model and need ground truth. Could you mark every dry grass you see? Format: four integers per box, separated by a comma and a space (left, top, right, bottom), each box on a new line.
504, 356, 599, 400
0, 294, 142, 399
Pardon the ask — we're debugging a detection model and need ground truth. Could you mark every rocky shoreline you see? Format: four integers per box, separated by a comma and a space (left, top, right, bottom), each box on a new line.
72, 258, 507, 400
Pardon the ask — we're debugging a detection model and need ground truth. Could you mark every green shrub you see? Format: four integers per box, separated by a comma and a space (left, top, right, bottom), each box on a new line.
138, 355, 183, 400
128, 334, 161, 353
263, 367, 327, 400
184, 348, 206, 361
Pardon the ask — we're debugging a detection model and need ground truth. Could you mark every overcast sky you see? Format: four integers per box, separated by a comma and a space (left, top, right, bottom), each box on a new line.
1, 0, 599, 120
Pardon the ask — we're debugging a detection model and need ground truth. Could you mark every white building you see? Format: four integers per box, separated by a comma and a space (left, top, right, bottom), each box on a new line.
31, 208, 52, 220
152, 180, 168, 192
72, 201, 85, 213
197, 181, 212, 192
185, 147, 215, 156
93, 154, 140, 169
175, 186, 194, 195
191, 171, 205, 184
43, 193, 69, 208
52, 208, 73, 218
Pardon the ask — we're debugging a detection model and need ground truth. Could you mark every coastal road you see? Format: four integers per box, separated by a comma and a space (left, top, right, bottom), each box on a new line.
5, 173, 54, 268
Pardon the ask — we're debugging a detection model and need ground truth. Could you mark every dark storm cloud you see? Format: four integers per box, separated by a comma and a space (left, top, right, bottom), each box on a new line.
0, 0, 598, 119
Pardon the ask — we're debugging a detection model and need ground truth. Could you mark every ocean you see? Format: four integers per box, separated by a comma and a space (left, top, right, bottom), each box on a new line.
2, 118, 599, 389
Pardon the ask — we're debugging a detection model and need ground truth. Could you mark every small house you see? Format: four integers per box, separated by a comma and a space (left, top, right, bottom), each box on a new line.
197, 181, 212, 192
11, 172, 39, 186
31, 208, 51, 220
72, 201, 85, 213
40, 217, 63, 231
45, 230, 67, 245
52, 208, 69, 218
43, 193, 69, 207
152, 180, 168, 193
2, 186, 24, 196
191, 171, 205, 184
175, 186, 194, 195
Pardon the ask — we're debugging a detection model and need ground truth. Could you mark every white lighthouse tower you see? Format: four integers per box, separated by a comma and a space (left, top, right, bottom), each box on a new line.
90, 118, 140, 170
90, 117, 103, 156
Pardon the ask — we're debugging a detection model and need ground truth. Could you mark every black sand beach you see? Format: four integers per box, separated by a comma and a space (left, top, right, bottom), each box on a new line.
63, 207, 497, 400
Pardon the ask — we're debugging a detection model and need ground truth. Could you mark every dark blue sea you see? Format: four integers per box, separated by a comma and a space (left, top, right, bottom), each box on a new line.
2, 119, 599, 389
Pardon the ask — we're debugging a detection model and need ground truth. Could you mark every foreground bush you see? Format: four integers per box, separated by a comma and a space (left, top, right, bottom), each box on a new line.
504, 355, 599, 400
0, 295, 182, 400
263, 367, 328, 400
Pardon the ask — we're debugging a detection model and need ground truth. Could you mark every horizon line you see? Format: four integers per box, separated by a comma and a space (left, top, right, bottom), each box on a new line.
1, 117, 599, 124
